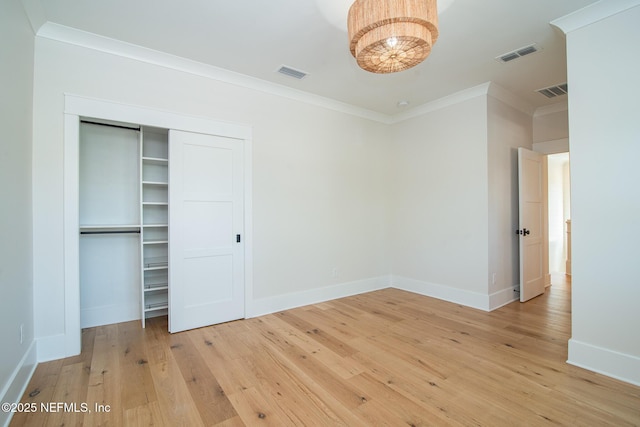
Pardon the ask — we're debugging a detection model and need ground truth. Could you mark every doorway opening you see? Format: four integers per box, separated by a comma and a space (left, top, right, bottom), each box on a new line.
547, 152, 571, 284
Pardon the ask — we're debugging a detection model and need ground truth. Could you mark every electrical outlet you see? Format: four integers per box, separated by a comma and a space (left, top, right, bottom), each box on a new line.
492, 273, 496, 285
20, 324, 24, 344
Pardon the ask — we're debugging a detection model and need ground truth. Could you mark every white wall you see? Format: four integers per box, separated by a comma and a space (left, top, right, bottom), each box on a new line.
32, 36, 391, 359
389, 96, 491, 307
555, 1, 640, 385
487, 96, 533, 298
534, 107, 568, 143
388, 90, 532, 310
533, 103, 569, 154
0, 0, 37, 423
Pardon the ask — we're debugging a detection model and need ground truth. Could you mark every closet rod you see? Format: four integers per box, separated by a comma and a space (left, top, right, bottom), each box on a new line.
80, 120, 140, 131
80, 230, 141, 235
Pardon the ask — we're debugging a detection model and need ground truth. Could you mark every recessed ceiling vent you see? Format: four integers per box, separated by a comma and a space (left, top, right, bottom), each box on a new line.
496, 43, 539, 63
536, 83, 568, 98
276, 65, 308, 80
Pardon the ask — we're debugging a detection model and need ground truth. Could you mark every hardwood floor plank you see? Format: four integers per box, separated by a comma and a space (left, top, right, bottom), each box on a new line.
145, 342, 205, 426
44, 361, 90, 427
226, 386, 290, 426
349, 371, 467, 426
11, 279, 640, 426
117, 321, 157, 410
9, 359, 64, 427
252, 315, 370, 411
169, 332, 238, 425
274, 310, 359, 358
84, 331, 123, 427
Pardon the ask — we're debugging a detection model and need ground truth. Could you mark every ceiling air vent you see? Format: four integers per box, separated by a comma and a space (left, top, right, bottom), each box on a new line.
276, 65, 308, 80
536, 83, 568, 98
496, 43, 539, 63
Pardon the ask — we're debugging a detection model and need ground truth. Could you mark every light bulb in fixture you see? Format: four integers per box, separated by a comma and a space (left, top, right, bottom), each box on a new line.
386, 36, 398, 48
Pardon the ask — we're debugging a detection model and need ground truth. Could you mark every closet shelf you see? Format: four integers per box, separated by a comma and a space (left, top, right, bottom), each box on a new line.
145, 302, 168, 312
142, 223, 168, 228
144, 257, 168, 269
144, 283, 168, 291
143, 240, 168, 245
142, 156, 168, 164
80, 224, 140, 229
79, 225, 141, 235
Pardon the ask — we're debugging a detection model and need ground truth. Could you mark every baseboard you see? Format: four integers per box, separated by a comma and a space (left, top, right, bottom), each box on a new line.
568, 339, 640, 387
391, 275, 491, 311
247, 275, 391, 318
36, 333, 67, 362
488, 286, 519, 310
0, 340, 37, 427
81, 302, 140, 328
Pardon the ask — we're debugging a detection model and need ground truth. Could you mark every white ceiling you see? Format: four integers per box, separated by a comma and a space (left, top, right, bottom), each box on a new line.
30, 0, 598, 115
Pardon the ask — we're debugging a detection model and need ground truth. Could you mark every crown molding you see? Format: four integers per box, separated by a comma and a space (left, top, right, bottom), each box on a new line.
20, 0, 47, 35
487, 82, 535, 116
534, 100, 568, 117
389, 82, 492, 124
36, 21, 536, 126
551, 0, 640, 34
36, 22, 391, 124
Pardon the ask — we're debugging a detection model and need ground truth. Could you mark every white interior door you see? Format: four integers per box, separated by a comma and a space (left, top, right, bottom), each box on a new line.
518, 147, 545, 302
169, 130, 244, 333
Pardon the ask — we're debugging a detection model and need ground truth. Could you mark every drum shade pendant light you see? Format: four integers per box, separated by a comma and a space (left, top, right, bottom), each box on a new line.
348, 0, 439, 73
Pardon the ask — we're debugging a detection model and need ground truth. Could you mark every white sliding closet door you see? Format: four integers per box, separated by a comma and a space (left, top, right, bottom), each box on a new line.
168, 130, 244, 333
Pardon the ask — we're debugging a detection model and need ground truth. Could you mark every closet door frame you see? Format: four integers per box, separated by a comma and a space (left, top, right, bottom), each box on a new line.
62, 94, 253, 357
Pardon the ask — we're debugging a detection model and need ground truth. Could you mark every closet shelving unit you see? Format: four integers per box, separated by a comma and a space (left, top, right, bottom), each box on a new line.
140, 127, 170, 326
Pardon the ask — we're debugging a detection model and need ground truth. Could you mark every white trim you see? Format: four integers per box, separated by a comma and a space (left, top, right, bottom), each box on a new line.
487, 82, 535, 116
36, 23, 533, 125
39, 23, 389, 124
60, 94, 253, 357
63, 113, 82, 357
19, 0, 47, 35
243, 135, 254, 316
0, 341, 37, 427
390, 82, 492, 123
247, 276, 391, 318
65, 94, 252, 139
81, 303, 141, 328
532, 138, 570, 155
568, 339, 640, 387
534, 101, 568, 117
391, 275, 492, 311
488, 287, 519, 310
551, 0, 640, 34
36, 333, 67, 362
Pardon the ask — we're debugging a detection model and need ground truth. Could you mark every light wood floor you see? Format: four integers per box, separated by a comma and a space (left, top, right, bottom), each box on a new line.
11, 277, 640, 426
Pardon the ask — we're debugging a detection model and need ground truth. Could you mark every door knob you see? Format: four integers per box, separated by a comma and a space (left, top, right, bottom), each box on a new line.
516, 228, 530, 236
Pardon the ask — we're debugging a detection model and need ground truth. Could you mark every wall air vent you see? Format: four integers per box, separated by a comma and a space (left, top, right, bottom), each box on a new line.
536, 83, 568, 98
276, 65, 308, 80
496, 43, 540, 63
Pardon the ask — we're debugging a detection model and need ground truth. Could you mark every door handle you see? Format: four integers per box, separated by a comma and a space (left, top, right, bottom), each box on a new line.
515, 228, 530, 236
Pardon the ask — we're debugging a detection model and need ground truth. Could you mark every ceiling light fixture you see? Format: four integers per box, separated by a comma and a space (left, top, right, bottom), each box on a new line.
347, 0, 439, 74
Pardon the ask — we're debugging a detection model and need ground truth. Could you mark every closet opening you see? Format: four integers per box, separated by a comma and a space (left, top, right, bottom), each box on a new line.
78, 119, 169, 329
62, 95, 253, 358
